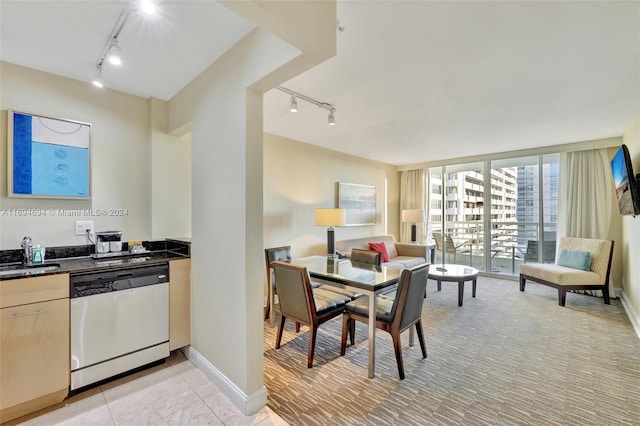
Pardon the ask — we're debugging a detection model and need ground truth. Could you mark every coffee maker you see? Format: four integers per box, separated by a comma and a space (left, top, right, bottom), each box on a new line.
95, 231, 122, 254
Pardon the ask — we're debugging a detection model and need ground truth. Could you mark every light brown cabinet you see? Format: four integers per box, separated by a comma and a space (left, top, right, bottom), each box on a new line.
169, 258, 191, 350
0, 273, 70, 423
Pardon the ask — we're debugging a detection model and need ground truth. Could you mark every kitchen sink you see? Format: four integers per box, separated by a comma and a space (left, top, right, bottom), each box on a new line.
0, 263, 61, 277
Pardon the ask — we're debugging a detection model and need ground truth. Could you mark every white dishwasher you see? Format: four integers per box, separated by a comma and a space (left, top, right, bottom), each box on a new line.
70, 263, 169, 390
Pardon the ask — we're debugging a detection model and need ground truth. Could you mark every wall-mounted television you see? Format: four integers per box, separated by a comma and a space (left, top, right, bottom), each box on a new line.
610, 144, 640, 216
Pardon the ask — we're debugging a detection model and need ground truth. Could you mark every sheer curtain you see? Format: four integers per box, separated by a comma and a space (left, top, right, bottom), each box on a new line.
557, 148, 614, 297
400, 169, 426, 243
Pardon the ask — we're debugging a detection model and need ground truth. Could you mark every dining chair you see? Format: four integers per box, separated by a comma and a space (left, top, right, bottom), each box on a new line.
350, 248, 381, 265
272, 261, 352, 368
349, 248, 404, 299
340, 264, 429, 380
264, 246, 294, 323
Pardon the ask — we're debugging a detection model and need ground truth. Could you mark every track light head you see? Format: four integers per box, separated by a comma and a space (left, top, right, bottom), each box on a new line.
92, 65, 104, 88
276, 86, 336, 125
141, 0, 156, 15
107, 41, 122, 66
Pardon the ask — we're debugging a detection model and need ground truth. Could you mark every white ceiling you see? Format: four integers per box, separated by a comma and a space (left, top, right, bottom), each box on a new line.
0, 0, 255, 100
1, 1, 639, 166
264, 1, 640, 165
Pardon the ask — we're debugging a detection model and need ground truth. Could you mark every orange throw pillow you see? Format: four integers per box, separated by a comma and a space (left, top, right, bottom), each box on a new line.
368, 242, 389, 263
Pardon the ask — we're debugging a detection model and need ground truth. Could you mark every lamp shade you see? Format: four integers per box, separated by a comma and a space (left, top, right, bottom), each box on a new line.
401, 209, 425, 223
315, 208, 346, 227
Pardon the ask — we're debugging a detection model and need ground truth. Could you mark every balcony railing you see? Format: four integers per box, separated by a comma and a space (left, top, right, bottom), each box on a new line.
429, 220, 557, 275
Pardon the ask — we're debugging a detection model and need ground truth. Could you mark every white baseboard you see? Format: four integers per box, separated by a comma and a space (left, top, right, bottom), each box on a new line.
185, 346, 267, 415
620, 289, 640, 341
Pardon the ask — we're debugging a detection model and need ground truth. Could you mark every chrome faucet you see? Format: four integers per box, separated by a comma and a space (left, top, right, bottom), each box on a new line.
21, 236, 33, 264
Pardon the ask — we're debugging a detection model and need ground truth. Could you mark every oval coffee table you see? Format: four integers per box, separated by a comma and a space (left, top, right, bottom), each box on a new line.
428, 264, 479, 306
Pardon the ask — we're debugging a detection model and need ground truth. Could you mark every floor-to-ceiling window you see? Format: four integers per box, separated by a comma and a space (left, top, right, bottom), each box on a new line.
429, 162, 485, 269
427, 154, 559, 277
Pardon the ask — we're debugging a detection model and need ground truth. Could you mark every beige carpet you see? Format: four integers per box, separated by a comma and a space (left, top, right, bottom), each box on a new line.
263, 276, 640, 425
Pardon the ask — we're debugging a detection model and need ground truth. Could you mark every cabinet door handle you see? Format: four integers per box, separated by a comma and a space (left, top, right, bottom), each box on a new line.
6, 309, 48, 319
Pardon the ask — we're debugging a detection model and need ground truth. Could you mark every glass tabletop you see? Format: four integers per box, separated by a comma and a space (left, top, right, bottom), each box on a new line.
429, 263, 479, 278
292, 256, 402, 291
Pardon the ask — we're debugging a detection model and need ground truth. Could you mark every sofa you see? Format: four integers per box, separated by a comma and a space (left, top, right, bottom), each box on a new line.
336, 235, 428, 269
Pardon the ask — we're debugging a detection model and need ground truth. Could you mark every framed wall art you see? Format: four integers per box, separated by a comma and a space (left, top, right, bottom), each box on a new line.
8, 110, 91, 199
338, 182, 376, 226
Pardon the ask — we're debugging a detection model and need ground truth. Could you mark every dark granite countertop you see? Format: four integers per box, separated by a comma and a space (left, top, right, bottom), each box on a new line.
0, 239, 190, 281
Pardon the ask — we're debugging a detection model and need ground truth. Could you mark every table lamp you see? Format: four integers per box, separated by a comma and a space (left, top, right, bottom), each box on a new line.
315, 208, 346, 258
402, 209, 425, 243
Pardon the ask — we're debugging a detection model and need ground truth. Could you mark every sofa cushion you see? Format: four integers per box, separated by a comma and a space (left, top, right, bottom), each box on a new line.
557, 248, 592, 271
368, 242, 389, 262
520, 263, 602, 286
385, 256, 425, 269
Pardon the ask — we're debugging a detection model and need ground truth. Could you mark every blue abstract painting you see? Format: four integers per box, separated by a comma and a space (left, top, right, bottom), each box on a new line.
10, 111, 90, 198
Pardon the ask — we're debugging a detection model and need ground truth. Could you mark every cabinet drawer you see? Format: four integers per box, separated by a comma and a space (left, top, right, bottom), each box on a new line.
0, 274, 69, 308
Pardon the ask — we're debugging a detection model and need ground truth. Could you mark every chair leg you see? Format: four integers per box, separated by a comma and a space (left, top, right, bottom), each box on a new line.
603, 286, 611, 305
340, 315, 349, 356
275, 316, 286, 349
519, 276, 526, 291
391, 330, 405, 380
558, 288, 567, 306
307, 325, 318, 368
295, 322, 301, 333
264, 285, 271, 320
415, 321, 427, 359
350, 319, 355, 345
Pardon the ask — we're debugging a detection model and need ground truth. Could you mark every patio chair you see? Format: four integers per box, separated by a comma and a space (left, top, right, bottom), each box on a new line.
432, 232, 470, 264
523, 240, 557, 263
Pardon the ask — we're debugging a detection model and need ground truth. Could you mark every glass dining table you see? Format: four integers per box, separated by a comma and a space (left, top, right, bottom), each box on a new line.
291, 255, 403, 378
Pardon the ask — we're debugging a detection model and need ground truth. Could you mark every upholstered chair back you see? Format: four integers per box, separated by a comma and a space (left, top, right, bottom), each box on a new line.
266, 246, 293, 265
558, 237, 613, 281
350, 249, 381, 265
272, 261, 313, 324
395, 264, 428, 331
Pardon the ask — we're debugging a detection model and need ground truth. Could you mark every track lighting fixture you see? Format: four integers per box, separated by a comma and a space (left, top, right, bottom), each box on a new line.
92, 64, 104, 88
328, 109, 336, 125
107, 41, 122, 66
89, 5, 136, 88
276, 86, 336, 126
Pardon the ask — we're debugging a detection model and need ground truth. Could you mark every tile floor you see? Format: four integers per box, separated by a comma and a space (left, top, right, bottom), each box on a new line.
7, 351, 287, 426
